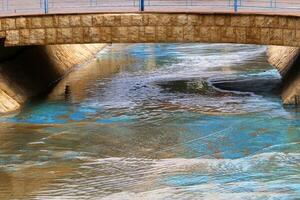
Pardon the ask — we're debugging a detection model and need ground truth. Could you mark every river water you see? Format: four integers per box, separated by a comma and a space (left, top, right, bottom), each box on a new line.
0, 44, 300, 200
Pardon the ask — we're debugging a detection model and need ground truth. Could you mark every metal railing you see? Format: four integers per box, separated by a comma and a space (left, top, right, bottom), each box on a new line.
0, 0, 300, 16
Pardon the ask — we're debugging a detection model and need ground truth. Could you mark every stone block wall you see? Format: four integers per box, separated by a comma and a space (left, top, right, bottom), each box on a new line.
0, 13, 300, 46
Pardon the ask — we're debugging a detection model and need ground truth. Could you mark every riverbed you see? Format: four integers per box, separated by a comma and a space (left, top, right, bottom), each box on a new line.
0, 44, 299, 200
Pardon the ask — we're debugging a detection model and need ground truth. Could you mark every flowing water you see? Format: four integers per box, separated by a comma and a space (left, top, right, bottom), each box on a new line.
0, 44, 300, 200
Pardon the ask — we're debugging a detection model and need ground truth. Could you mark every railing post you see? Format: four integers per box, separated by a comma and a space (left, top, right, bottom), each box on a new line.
44, 0, 48, 14
5, 0, 8, 11
140, 0, 144, 11
234, 0, 238, 12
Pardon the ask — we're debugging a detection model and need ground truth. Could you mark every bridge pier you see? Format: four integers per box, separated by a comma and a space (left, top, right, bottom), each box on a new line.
0, 44, 106, 114
267, 46, 300, 105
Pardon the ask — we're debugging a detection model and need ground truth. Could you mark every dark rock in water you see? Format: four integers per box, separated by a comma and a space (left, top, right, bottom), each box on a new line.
157, 79, 214, 95
156, 79, 248, 97
212, 78, 281, 95
157, 77, 281, 97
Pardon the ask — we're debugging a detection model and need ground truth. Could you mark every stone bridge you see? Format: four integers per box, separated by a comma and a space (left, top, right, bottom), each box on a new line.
0, 12, 300, 47
0, 9, 300, 111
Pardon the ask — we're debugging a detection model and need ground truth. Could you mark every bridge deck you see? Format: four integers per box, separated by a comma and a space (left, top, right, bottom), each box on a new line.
0, 0, 300, 17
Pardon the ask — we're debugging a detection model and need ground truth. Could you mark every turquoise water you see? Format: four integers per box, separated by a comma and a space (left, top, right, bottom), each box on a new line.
0, 44, 299, 200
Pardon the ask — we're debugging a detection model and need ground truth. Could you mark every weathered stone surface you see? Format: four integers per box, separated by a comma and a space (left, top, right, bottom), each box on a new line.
220, 27, 235, 43
16, 17, 29, 29
187, 15, 198, 26
128, 26, 139, 42
148, 14, 159, 26
43, 16, 54, 28
138, 26, 146, 42
198, 26, 210, 39
246, 27, 261, 44
236, 27, 246, 43
176, 15, 188, 26
270, 29, 283, 45
58, 16, 70, 27
283, 29, 295, 46
112, 26, 128, 42
89, 27, 100, 42
183, 25, 194, 41
145, 26, 155, 41
57, 28, 72, 43
81, 15, 93, 26
99, 27, 111, 42
72, 27, 83, 43
93, 15, 103, 26
158, 15, 172, 25
103, 15, 120, 26
296, 19, 300, 30
131, 15, 145, 26
6, 30, 19, 46
46, 28, 56, 44
210, 26, 220, 42
231, 16, 251, 27
30, 29, 45, 44
278, 17, 288, 28
156, 26, 166, 41
69, 15, 81, 27
287, 17, 296, 29
120, 15, 131, 26
172, 26, 183, 41
19, 29, 30, 44
202, 15, 214, 26
261, 28, 270, 44
2, 18, 16, 30
215, 16, 226, 26
296, 30, 300, 41
31, 17, 43, 28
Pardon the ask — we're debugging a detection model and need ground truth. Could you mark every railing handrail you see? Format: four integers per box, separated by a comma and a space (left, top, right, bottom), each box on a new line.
0, 0, 299, 16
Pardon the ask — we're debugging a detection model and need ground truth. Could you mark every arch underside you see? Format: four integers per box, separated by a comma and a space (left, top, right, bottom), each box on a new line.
0, 12, 300, 108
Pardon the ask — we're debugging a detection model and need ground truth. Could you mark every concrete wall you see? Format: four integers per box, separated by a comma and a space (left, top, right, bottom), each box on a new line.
0, 44, 106, 114
0, 13, 300, 47
267, 46, 300, 77
267, 46, 300, 105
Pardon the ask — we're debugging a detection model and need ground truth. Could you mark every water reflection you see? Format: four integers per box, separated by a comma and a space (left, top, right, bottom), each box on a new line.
48, 47, 128, 103
0, 44, 299, 199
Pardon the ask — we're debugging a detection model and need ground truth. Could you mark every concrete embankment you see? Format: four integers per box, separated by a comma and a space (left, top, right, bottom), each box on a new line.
267, 46, 300, 105
0, 44, 106, 114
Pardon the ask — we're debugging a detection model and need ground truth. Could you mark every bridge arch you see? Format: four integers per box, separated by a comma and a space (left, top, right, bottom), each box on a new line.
0, 12, 299, 47
1, 12, 300, 105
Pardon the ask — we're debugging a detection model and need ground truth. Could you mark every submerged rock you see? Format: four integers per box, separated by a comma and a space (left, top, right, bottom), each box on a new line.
157, 79, 215, 95
157, 79, 246, 97
158, 77, 281, 97
212, 78, 281, 95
